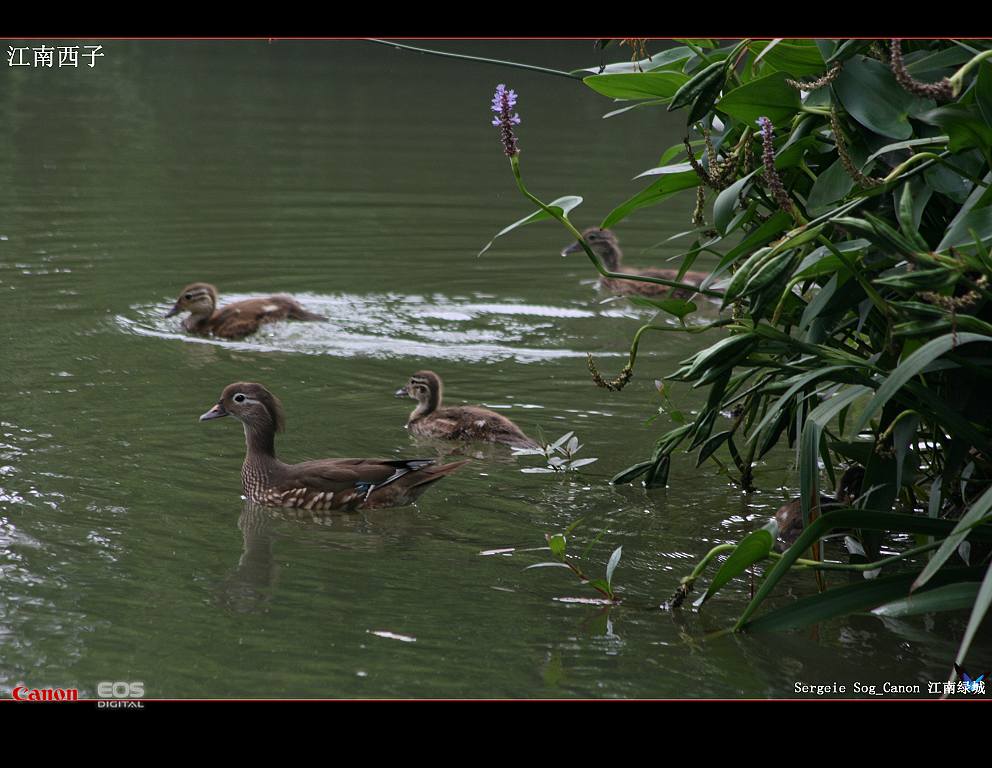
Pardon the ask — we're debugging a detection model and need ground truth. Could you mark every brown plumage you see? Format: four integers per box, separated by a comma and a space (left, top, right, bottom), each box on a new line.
200, 382, 468, 511
395, 370, 540, 449
775, 465, 865, 550
166, 282, 325, 340
562, 228, 714, 299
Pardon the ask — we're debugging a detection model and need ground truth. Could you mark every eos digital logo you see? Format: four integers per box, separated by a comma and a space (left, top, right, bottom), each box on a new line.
96, 681, 145, 709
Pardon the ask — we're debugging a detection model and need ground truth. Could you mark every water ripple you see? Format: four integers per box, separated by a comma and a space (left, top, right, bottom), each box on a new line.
116, 292, 635, 363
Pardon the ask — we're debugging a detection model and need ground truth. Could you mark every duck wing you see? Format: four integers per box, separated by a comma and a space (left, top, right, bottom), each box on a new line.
210, 297, 324, 338
266, 458, 466, 512
435, 406, 539, 448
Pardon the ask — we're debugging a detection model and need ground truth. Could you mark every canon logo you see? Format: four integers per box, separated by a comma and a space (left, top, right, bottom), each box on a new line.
12, 686, 79, 702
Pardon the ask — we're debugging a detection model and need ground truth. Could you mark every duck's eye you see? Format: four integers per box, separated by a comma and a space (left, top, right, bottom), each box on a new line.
233, 393, 246, 403
184, 293, 193, 300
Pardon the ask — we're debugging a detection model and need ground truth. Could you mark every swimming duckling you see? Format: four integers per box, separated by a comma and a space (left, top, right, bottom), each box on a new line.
200, 381, 468, 511
394, 370, 540, 449
167, 283, 325, 339
561, 228, 713, 299
775, 465, 865, 550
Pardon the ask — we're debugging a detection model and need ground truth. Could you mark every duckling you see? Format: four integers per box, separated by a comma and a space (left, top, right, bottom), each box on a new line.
166, 283, 325, 340
394, 370, 540, 449
200, 381, 468, 511
561, 228, 713, 299
775, 465, 865, 550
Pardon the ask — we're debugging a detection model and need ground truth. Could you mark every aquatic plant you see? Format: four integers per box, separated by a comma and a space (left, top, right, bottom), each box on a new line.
525, 521, 622, 602
465, 38, 992, 675
512, 430, 598, 473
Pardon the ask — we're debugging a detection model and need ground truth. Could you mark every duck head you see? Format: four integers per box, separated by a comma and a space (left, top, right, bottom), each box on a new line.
201, 381, 286, 434
167, 282, 218, 319
561, 227, 622, 271
395, 370, 443, 417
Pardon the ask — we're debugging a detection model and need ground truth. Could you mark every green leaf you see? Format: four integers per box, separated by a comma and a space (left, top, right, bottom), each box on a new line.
937, 204, 992, 252
873, 582, 981, 618
897, 177, 932, 243
602, 99, 668, 119
586, 578, 614, 598
713, 169, 759, 234
703, 211, 793, 288
913, 484, 992, 592
905, 46, 972, 80
954, 560, 992, 672
748, 568, 984, 632
610, 460, 654, 485
717, 72, 801, 125
668, 61, 726, 112
605, 545, 622, 587
806, 158, 857, 215
697, 526, 775, 608
918, 104, 992, 154
548, 533, 567, 560
800, 387, 871, 527
853, 333, 992, 435
864, 135, 949, 165
924, 163, 972, 204
826, 40, 871, 65
635, 162, 694, 179
627, 295, 697, 318
976, 62, 992, 130
749, 366, 859, 440
479, 196, 583, 255
601, 172, 698, 228
749, 39, 826, 77
577, 46, 694, 76
696, 430, 732, 466
833, 56, 933, 139
644, 454, 671, 489
583, 71, 690, 100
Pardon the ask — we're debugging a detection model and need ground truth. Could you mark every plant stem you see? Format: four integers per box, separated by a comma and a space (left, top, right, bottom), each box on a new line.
949, 49, 992, 95
509, 157, 724, 298
364, 39, 582, 81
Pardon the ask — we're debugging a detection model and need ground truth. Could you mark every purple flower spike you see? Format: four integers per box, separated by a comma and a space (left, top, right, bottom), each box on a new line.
491, 84, 521, 157
756, 116, 796, 217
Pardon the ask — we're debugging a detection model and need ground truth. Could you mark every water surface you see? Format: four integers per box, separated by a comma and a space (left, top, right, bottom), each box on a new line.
1, 39, 988, 699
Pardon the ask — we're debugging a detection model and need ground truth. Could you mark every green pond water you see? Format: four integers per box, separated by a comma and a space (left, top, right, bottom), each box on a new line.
1, 39, 989, 699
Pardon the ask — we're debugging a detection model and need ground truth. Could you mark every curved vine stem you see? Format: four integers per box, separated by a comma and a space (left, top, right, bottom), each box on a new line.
365, 39, 582, 81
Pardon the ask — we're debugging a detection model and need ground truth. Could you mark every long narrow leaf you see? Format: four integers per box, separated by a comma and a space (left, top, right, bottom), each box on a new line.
954, 560, 992, 670
912, 484, 992, 591
749, 568, 984, 632
873, 582, 981, 618
734, 509, 992, 631
853, 333, 992, 436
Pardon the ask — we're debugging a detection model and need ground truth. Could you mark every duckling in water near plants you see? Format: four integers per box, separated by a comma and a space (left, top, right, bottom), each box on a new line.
166, 282, 325, 340
561, 228, 714, 300
200, 382, 468, 511
775, 465, 865, 551
394, 370, 540, 449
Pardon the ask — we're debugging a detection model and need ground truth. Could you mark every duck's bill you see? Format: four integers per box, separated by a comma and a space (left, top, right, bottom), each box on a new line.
394, 387, 411, 398
165, 303, 181, 318
560, 241, 585, 256
199, 403, 228, 421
